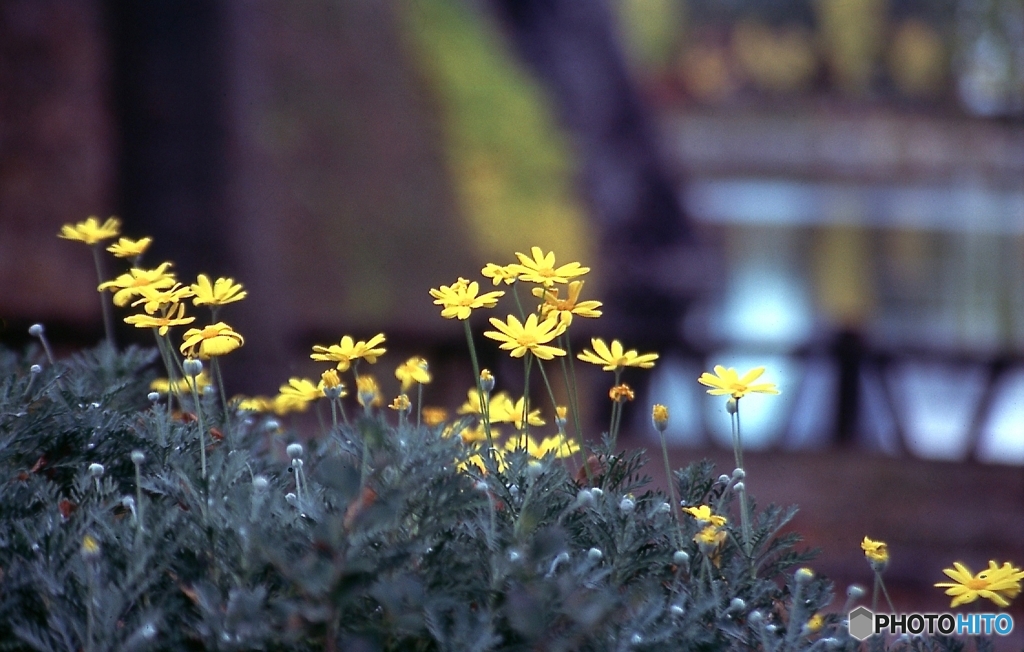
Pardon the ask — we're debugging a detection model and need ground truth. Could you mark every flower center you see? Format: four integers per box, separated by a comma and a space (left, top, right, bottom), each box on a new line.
519, 335, 538, 347
966, 578, 990, 590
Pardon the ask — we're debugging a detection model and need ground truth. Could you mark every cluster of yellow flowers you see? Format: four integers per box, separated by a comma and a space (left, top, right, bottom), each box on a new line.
59, 217, 247, 400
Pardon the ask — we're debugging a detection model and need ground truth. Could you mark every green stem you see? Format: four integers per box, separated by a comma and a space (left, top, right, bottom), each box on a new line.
330, 398, 338, 429
416, 383, 423, 429
536, 359, 583, 470
463, 320, 494, 451
608, 370, 623, 449
522, 354, 533, 438
211, 357, 229, 423
658, 429, 683, 549
91, 245, 115, 349
731, 402, 753, 561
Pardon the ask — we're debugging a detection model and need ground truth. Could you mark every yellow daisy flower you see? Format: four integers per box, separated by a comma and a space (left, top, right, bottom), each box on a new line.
698, 365, 780, 399
861, 536, 889, 564
98, 262, 177, 307
429, 277, 504, 320
191, 274, 247, 306
395, 356, 431, 391
124, 302, 194, 336
318, 369, 346, 396
130, 283, 194, 314
481, 263, 521, 286
235, 396, 274, 412
279, 378, 324, 403
513, 246, 590, 286
59, 216, 120, 245
388, 394, 412, 412
609, 384, 635, 402
150, 371, 212, 395
422, 406, 449, 426
504, 434, 579, 459
533, 280, 603, 326
310, 333, 387, 372
694, 525, 727, 550
683, 505, 728, 527
935, 561, 1024, 608
180, 322, 244, 358
483, 314, 566, 360
355, 375, 382, 408
272, 392, 310, 415
577, 338, 659, 371
106, 236, 152, 258
498, 396, 545, 429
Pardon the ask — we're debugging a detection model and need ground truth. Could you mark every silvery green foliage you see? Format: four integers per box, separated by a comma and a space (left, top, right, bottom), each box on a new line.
0, 344, 969, 651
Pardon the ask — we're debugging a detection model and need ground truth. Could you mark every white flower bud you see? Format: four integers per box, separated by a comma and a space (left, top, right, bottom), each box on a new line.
147, 391, 160, 402
30, 364, 42, 374
88, 463, 105, 478
732, 467, 745, 480
576, 488, 594, 507
286, 443, 304, 459
630, 633, 642, 645
729, 598, 746, 612
587, 547, 603, 561
795, 567, 814, 584
748, 610, 763, 624
252, 475, 269, 491
656, 502, 671, 513
526, 460, 543, 479
28, 324, 44, 337
285, 492, 297, 505
619, 496, 635, 513
846, 584, 865, 599
182, 358, 203, 377
670, 605, 685, 617
591, 488, 603, 498
726, 398, 738, 414
672, 550, 689, 565
733, 481, 745, 494
131, 450, 145, 465
474, 481, 489, 493
508, 550, 521, 563
265, 419, 280, 431
717, 474, 731, 485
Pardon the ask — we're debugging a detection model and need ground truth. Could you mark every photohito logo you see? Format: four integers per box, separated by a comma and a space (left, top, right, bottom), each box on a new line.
848, 606, 1015, 641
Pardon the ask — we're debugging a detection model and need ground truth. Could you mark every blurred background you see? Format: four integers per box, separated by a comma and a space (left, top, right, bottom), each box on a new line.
2, 0, 1023, 629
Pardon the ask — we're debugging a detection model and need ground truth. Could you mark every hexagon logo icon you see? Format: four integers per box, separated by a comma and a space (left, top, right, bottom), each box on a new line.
848, 606, 874, 641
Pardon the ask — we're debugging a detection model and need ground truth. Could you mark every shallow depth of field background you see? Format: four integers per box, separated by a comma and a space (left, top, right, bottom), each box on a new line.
1, 0, 1023, 629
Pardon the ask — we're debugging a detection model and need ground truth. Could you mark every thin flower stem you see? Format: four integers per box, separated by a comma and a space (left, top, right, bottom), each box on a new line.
85, 564, 96, 652
416, 383, 423, 429
134, 461, 145, 535
876, 572, 896, 612
536, 359, 583, 471
872, 574, 880, 612
315, 402, 328, 438
522, 353, 533, 439
730, 401, 744, 471
730, 402, 753, 559
608, 370, 623, 449
330, 399, 338, 429
188, 380, 208, 481
335, 397, 350, 427
658, 429, 684, 549
703, 555, 720, 609
511, 282, 528, 320
91, 245, 115, 348
211, 357, 230, 423
462, 320, 494, 451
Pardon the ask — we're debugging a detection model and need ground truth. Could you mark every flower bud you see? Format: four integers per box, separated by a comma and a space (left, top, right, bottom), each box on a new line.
587, 547, 603, 561
652, 404, 669, 432
795, 567, 814, 584
619, 496, 635, 513
630, 634, 642, 645
131, 450, 145, 465
265, 418, 280, 431
729, 598, 746, 612
286, 443, 304, 459
30, 364, 42, 374
508, 550, 521, 562
88, 463, 105, 478
526, 460, 543, 479
656, 502, 671, 514
733, 481, 745, 494
846, 584, 865, 599
147, 391, 160, 402
252, 475, 269, 491
285, 492, 297, 505
670, 605, 685, 617
479, 369, 495, 394
732, 467, 745, 480
726, 398, 738, 414
748, 610, 764, 625
576, 488, 594, 507
182, 358, 203, 377
717, 474, 731, 485
591, 488, 603, 498
672, 550, 690, 565
28, 324, 44, 337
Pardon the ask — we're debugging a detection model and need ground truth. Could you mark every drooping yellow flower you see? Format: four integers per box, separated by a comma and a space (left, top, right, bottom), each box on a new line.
389, 394, 412, 412
279, 378, 324, 403
497, 396, 545, 429
458, 388, 513, 419
683, 505, 728, 527
422, 406, 448, 426
318, 369, 346, 396
124, 302, 194, 336
513, 246, 590, 286
98, 262, 177, 307
484, 314, 566, 360
698, 366, 780, 399
504, 434, 579, 459
59, 216, 121, 245
609, 384, 635, 402
235, 396, 274, 412
150, 371, 212, 395
935, 561, 1024, 608
131, 283, 194, 314
577, 338, 659, 371
180, 322, 244, 358
395, 356, 431, 390
310, 333, 387, 372
694, 525, 727, 550
429, 277, 504, 320
861, 537, 889, 564
533, 280, 603, 326
481, 263, 521, 286
191, 274, 247, 306
272, 392, 310, 415
355, 375, 382, 408
106, 236, 152, 258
